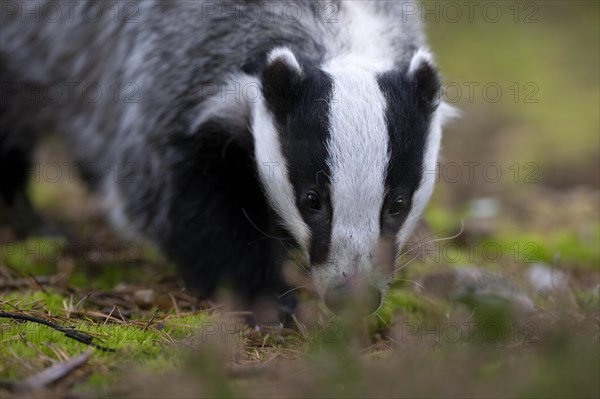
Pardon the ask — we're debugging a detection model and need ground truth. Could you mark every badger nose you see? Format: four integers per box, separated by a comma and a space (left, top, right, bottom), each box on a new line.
324, 279, 382, 316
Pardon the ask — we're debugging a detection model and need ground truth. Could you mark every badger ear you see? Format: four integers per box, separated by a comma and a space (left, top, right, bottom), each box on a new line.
261, 47, 303, 122
407, 48, 441, 109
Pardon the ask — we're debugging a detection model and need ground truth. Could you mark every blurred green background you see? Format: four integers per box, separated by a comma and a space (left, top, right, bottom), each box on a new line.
430, 0, 599, 188
421, 1, 599, 271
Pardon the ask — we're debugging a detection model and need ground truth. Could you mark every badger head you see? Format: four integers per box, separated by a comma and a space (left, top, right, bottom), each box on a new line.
251, 47, 448, 316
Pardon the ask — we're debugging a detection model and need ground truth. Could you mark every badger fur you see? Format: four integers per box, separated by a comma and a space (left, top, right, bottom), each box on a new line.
0, 1, 451, 316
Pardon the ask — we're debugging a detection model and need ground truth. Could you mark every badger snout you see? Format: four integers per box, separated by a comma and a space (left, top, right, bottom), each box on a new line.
323, 275, 382, 316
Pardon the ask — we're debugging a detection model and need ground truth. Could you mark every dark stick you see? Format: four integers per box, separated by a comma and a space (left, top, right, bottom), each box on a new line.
0, 311, 117, 352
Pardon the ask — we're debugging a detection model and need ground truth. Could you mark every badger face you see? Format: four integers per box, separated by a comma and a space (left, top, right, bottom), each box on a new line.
252, 48, 445, 315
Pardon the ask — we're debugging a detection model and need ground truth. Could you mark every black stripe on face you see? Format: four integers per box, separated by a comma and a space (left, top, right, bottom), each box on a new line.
377, 63, 440, 239
261, 60, 335, 265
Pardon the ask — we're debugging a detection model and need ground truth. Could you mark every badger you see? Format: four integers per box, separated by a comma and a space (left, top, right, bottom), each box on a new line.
0, 1, 452, 317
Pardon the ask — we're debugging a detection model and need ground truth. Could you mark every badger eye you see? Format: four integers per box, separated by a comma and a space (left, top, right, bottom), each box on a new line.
389, 196, 406, 216
305, 191, 321, 210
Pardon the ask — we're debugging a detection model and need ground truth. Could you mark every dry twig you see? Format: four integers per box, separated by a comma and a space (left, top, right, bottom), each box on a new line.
0, 311, 116, 352
12, 351, 91, 392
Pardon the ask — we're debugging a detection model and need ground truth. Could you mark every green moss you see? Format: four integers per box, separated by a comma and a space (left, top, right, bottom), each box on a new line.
370, 289, 445, 332
2, 237, 65, 275
1, 290, 68, 314
0, 290, 212, 391
487, 227, 600, 269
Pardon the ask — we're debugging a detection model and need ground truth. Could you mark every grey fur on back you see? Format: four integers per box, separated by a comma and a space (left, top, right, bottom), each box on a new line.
0, 0, 423, 240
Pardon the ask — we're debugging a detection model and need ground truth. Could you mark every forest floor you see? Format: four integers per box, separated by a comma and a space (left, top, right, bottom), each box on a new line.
0, 139, 598, 398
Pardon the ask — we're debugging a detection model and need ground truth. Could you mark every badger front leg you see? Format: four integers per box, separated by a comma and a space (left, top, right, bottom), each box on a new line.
157, 127, 297, 321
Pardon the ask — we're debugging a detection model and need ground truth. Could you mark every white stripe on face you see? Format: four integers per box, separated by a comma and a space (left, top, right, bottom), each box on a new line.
316, 61, 390, 290
396, 104, 445, 247
252, 97, 311, 249
395, 102, 459, 250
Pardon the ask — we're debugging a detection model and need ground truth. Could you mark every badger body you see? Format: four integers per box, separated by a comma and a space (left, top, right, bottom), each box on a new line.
1, 1, 449, 315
